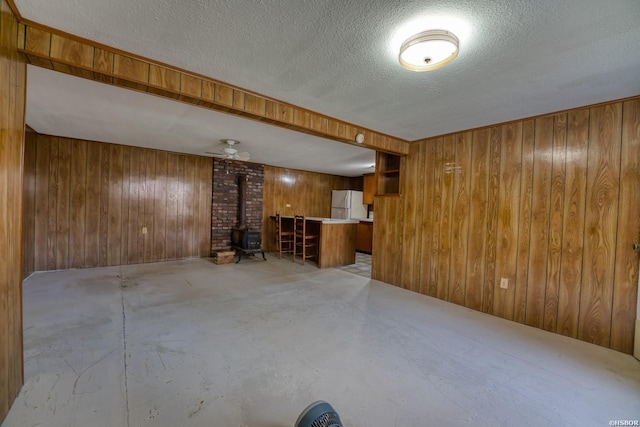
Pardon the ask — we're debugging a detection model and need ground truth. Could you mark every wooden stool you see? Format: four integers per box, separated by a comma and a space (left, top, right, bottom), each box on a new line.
275, 213, 294, 259
294, 215, 318, 264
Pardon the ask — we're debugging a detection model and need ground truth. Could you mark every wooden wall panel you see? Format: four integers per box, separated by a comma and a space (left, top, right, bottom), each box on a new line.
126, 147, 142, 264
483, 127, 501, 314
429, 138, 444, 298
611, 99, 640, 353
374, 98, 640, 354
22, 130, 37, 279
399, 141, 421, 291
84, 140, 101, 267
465, 130, 490, 310
437, 136, 455, 300
56, 138, 71, 270
261, 166, 360, 252
557, 110, 589, 338
525, 116, 553, 328
448, 132, 472, 305
417, 140, 436, 296
69, 139, 87, 269
543, 114, 567, 332
514, 120, 536, 324
30, 135, 213, 271
372, 196, 403, 285
107, 144, 123, 266
578, 104, 622, 346
197, 156, 213, 257
494, 123, 522, 320
1, 0, 26, 421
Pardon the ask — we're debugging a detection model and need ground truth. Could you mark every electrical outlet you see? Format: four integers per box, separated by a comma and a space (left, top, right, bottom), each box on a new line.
286, 203, 291, 207
500, 278, 508, 289
142, 227, 147, 234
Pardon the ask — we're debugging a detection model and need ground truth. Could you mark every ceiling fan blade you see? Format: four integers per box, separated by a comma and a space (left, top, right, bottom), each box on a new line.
236, 151, 251, 161
205, 151, 226, 158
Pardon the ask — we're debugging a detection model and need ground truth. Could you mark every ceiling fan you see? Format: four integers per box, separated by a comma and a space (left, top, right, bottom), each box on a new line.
206, 139, 251, 161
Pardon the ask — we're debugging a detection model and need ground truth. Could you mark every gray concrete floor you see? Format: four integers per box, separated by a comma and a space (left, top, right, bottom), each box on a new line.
3, 256, 640, 427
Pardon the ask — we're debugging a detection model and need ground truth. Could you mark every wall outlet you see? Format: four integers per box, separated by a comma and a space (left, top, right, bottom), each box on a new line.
285, 203, 291, 208
500, 278, 508, 289
142, 227, 147, 234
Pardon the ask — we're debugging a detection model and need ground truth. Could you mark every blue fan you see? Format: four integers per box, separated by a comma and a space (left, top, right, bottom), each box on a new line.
295, 401, 343, 427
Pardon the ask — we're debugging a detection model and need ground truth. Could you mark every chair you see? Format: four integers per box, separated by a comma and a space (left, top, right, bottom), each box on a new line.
275, 213, 294, 259
294, 215, 318, 264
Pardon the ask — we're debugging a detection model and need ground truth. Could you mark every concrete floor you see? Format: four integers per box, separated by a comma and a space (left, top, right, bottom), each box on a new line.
3, 256, 640, 427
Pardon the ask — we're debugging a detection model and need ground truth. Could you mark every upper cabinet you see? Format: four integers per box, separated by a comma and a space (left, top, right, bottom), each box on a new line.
375, 152, 401, 196
363, 173, 375, 205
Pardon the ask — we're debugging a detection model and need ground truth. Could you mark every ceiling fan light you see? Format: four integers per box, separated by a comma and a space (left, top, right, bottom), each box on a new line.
399, 29, 459, 72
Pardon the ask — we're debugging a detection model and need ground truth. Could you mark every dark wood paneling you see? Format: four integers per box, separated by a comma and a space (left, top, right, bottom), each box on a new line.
1, 0, 26, 421
107, 144, 123, 266
126, 147, 142, 264
84, 140, 101, 267
374, 98, 639, 354
46, 136, 59, 270
261, 166, 359, 252
153, 151, 168, 261
69, 139, 87, 269
30, 135, 213, 270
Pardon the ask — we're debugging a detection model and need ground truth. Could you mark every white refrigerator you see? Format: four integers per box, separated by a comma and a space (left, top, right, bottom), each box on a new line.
331, 190, 367, 220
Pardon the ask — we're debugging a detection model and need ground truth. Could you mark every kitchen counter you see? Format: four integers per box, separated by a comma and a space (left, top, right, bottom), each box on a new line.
283, 216, 359, 225
272, 216, 357, 267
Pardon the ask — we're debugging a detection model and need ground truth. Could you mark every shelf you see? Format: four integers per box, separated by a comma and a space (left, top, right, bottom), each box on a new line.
375, 152, 401, 195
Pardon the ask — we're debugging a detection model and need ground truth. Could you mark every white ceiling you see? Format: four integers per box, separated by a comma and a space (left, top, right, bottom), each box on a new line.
26, 66, 376, 177
17, 0, 640, 175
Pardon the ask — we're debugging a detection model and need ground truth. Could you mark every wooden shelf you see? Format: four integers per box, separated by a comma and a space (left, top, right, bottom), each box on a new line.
375, 152, 401, 195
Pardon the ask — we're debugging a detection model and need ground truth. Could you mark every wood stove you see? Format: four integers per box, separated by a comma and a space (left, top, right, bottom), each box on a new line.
231, 174, 265, 262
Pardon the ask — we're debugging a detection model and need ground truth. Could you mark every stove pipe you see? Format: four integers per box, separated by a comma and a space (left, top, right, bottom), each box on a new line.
237, 174, 247, 230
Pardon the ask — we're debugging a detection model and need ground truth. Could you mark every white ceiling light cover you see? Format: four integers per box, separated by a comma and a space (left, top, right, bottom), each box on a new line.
399, 29, 459, 72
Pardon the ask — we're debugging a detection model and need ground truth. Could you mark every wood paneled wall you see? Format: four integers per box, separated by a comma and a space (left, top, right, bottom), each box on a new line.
30, 134, 213, 271
373, 98, 640, 354
262, 166, 360, 252
22, 128, 37, 278
1, 0, 26, 421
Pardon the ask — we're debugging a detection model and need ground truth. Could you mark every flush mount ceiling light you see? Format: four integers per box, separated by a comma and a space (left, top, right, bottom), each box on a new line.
399, 29, 459, 72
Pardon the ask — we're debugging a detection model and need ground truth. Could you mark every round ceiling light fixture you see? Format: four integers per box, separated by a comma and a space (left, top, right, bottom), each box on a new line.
399, 29, 459, 72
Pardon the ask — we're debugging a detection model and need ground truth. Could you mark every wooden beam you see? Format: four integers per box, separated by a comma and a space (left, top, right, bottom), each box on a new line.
17, 21, 410, 155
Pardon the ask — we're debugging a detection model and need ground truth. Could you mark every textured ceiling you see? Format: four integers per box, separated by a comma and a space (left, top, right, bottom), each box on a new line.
16, 0, 640, 173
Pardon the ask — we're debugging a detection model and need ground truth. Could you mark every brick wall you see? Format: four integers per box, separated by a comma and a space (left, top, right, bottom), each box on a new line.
211, 159, 264, 251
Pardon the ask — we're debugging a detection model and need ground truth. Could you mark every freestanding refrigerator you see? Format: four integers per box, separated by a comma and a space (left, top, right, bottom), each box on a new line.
330, 190, 367, 219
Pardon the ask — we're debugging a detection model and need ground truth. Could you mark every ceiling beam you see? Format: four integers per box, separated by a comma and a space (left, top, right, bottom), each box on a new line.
17, 21, 410, 156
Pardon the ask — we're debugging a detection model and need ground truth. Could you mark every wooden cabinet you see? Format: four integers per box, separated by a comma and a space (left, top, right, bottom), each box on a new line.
356, 221, 373, 254
363, 173, 375, 205
376, 152, 401, 195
